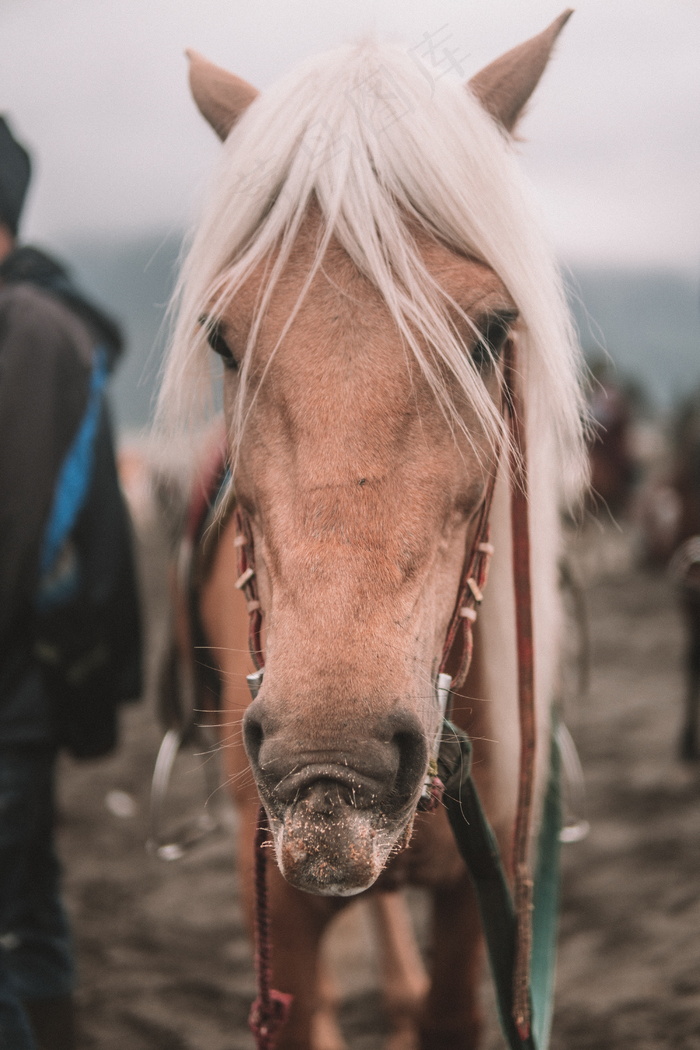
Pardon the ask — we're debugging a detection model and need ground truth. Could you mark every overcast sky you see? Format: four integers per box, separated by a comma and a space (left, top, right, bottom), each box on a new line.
1, 0, 698, 271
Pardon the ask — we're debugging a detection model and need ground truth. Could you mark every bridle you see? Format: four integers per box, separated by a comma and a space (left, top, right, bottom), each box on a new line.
233, 336, 538, 1047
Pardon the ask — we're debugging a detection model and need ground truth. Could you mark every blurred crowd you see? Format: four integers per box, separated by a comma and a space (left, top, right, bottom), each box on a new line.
582, 352, 700, 762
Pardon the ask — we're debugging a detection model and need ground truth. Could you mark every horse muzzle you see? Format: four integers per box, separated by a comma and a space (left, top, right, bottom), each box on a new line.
243, 696, 428, 895
267, 800, 407, 896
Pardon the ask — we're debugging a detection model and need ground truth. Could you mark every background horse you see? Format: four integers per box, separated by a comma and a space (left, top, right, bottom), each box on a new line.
159, 13, 586, 1049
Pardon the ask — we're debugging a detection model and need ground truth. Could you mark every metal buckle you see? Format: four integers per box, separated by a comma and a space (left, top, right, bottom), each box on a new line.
420, 673, 452, 803
246, 669, 264, 699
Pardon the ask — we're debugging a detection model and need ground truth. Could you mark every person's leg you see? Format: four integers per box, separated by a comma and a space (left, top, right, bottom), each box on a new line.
0, 969, 37, 1050
0, 745, 75, 1050
21, 996, 75, 1050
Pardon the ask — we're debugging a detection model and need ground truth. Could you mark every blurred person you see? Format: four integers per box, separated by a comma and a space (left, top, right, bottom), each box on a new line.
667, 387, 700, 759
670, 386, 700, 544
586, 356, 638, 515
0, 116, 142, 1049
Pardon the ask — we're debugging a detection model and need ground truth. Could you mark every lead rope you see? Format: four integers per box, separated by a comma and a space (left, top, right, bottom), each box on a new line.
248, 809, 293, 1049
233, 513, 292, 1048
504, 342, 537, 1041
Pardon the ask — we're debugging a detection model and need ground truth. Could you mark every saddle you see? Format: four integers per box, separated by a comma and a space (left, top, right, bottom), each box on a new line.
150, 425, 235, 857
157, 426, 234, 730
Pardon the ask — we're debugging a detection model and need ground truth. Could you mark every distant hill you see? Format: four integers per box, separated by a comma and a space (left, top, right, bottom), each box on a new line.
65, 232, 182, 431
568, 267, 699, 411
60, 232, 699, 431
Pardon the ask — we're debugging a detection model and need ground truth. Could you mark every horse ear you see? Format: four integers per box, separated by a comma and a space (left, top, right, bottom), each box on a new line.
186, 50, 259, 141
468, 10, 573, 133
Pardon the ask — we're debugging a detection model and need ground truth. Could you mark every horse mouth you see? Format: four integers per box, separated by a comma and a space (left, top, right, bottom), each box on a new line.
266, 795, 413, 896
259, 766, 416, 895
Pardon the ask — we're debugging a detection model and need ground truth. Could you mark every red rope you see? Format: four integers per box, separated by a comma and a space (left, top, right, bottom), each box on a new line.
248, 807, 293, 1050
235, 518, 293, 1049
505, 343, 537, 1040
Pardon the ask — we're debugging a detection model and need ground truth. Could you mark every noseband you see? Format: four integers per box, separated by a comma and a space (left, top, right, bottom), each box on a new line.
234, 337, 539, 1047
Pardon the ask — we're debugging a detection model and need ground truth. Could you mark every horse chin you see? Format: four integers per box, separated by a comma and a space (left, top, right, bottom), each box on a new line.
266, 804, 413, 897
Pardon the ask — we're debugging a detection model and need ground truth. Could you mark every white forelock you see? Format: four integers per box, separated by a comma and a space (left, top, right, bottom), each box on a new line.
159, 39, 587, 505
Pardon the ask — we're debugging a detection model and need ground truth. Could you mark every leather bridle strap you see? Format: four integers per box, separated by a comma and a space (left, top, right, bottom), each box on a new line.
436, 354, 518, 692
438, 457, 497, 691
233, 506, 264, 671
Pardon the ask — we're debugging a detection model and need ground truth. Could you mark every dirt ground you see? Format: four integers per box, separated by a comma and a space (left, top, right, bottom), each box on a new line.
54, 518, 700, 1050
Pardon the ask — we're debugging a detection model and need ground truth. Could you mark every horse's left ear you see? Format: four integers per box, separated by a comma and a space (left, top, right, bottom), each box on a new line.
186, 50, 259, 140
468, 10, 573, 133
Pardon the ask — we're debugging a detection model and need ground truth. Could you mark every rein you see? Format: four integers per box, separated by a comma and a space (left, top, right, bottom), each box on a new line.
505, 345, 537, 1039
234, 338, 541, 1049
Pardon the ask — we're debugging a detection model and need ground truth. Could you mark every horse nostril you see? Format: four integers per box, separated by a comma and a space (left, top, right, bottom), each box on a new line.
243, 703, 429, 809
391, 718, 429, 803
243, 705, 264, 770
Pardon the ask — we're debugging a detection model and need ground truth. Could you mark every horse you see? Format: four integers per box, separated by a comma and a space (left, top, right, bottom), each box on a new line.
157, 12, 587, 1049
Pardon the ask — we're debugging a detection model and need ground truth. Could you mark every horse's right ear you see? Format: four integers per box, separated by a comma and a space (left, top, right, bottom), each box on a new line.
186, 50, 259, 141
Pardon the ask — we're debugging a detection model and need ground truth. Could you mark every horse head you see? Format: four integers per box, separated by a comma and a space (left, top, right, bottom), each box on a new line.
218, 224, 512, 896
165, 12, 583, 896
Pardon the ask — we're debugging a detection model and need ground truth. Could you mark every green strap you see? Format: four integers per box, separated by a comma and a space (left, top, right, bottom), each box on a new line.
531, 731, 562, 1050
438, 721, 561, 1050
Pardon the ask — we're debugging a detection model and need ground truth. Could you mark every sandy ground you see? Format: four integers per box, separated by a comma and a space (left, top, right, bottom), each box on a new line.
54, 519, 700, 1050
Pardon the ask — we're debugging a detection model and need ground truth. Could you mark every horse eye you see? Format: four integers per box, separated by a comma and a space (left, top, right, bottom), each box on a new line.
199, 316, 238, 371
472, 315, 515, 369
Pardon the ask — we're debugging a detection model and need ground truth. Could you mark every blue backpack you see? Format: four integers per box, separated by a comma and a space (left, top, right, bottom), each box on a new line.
35, 347, 143, 757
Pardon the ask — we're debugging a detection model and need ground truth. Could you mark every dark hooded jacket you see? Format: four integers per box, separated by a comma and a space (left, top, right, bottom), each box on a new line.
0, 247, 141, 753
